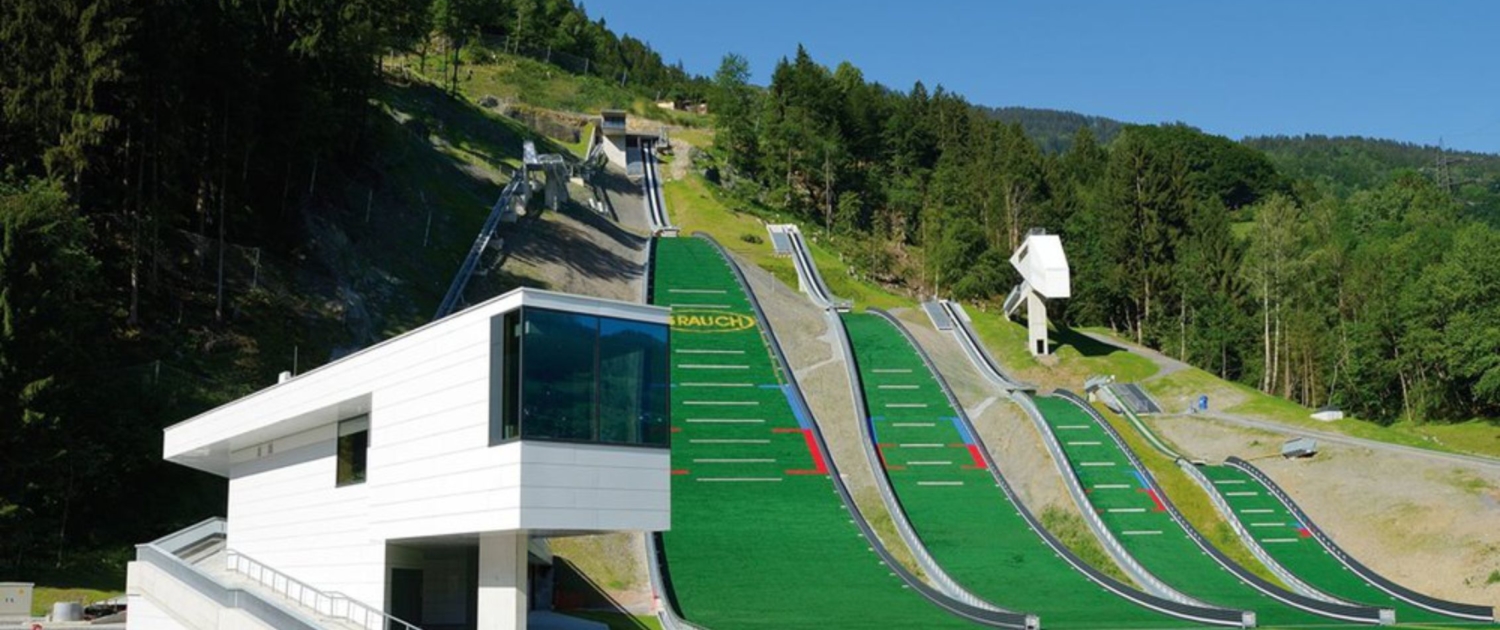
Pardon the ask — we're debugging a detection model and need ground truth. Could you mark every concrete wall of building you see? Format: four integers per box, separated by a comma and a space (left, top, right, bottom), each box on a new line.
227, 424, 384, 606
126, 562, 272, 630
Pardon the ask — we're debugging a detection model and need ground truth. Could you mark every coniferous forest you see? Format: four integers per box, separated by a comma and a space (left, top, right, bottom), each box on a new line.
706, 46, 1500, 425
3, 0, 1499, 582
0, 0, 692, 576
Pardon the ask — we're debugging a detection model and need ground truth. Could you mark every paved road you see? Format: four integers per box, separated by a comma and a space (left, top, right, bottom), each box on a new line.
1081, 329, 1500, 473
1192, 410, 1500, 473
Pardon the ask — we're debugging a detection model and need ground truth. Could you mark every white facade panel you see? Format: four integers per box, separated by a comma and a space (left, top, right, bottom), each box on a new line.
227, 429, 385, 607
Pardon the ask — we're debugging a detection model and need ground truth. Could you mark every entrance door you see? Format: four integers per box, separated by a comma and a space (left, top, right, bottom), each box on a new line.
389, 568, 423, 630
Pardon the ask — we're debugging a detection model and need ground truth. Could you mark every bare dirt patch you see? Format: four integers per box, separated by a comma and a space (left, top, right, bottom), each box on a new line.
1149, 414, 1500, 606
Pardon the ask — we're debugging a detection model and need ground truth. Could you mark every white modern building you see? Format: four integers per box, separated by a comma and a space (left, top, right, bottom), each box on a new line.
127, 288, 672, 630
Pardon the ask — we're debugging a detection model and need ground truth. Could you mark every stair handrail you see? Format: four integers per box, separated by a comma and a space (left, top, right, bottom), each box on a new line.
134, 518, 322, 630
226, 548, 422, 630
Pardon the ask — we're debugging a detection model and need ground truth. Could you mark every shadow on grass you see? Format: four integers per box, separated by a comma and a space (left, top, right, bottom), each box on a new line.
1051, 326, 1121, 358
551, 557, 652, 629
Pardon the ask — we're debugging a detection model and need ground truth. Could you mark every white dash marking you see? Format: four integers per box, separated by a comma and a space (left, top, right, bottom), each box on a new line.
1081, 462, 1116, 467
676, 349, 745, 355
1093, 484, 1131, 490
878, 385, 919, 390
680, 364, 749, 370
681, 382, 753, 387
1260, 538, 1300, 544
897, 443, 946, 448
873, 369, 912, 374
696, 478, 782, 483
917, 481, 964, 486
1241, 509, 1275, 514
1122, 530, 1163, 536
906, 461, 954, 466
886, 403, 929, 409
891, 422, 935, 428
1067, 441, 1103, 446
1225, 491, 1259, 497
1108, 508, 1147, 513
684, 401, 758, 406
685, 418, 764, 424
670, 289, 726, 294
690, 439, 771, 444
694, 458, 775, 464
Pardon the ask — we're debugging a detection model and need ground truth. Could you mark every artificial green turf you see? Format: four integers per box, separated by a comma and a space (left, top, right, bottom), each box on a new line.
1197, 465, 1483, 626
841, 312, 1204, 629
651, 238, 979, 629
1031, 397, 1357, 628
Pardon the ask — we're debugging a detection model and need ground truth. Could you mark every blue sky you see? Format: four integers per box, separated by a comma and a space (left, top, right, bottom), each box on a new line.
585, 1, 1500, 153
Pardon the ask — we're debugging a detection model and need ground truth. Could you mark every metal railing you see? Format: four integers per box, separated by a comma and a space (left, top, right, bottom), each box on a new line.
135, 518, 323, 630
872, 308, 1249, 628
1056, 391, 1390, 625
226, 549, 420, 630
1175, 459, 1347, 605
693, 233, 1031, 629
1227, 457, 1495, 623
1013, 392, 1205, 607
826, 309, 1009, 615
434, 170, 527, 319
939, 300, 1032, 392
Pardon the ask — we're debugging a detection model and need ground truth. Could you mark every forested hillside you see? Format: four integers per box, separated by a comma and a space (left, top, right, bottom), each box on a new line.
0, 0, 688, 580
706, 46, 1500, 427
1245, 135, 1500, 224
982, 106, 1124, 153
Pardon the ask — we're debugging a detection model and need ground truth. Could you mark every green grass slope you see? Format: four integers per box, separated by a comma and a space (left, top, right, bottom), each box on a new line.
1198, 465, 1475, 626
652, 238, 977, 629
841, 313, 1199, 629
1031, 397, 1355, 628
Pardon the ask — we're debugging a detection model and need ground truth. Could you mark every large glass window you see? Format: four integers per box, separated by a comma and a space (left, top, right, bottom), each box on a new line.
336, 415, 369, 486
599, 318, 670, 445
520, 309, 598, 441
488, 307, 669, 448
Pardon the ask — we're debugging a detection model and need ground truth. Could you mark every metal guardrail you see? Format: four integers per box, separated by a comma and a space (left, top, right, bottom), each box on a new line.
135, 518, 323, 630
939, 300, 1032, 392
641, 140, 675, 234
1175, 459, 1351, 606
692, 233, 1030, 629
826, 310, 1012, 615
642, 533, 709, 630
1226, 457, 1496, 623
1014, 392, 1205, 608
433, 171, 527, 319
786, 228, 851, 312
872, 308, 1250, 628
1108, 389, 1183, 460
226, 549, 420, 630
1056, 391, 1391, 626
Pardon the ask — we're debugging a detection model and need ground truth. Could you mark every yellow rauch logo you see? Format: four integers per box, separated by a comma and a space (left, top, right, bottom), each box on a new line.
670, 309, 756, 333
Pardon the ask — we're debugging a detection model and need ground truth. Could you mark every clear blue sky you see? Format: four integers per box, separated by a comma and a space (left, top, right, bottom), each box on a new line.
585, 0, 1500, 153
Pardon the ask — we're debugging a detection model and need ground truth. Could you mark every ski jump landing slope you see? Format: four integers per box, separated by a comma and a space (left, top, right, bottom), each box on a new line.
650, 236, 1012, 629
840, 309, 1253, 629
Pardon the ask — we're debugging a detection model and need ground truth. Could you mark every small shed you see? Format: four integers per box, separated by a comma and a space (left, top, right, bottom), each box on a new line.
1281, 437, 1318, 459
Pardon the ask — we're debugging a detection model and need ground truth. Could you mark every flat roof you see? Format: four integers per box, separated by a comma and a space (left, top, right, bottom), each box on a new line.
163, 288, 667, 476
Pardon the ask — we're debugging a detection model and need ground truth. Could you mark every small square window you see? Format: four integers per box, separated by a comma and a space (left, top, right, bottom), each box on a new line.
337, 415, 369, 487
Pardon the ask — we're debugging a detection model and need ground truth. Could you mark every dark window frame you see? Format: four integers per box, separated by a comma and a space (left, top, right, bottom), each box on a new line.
336, 414, 370, 487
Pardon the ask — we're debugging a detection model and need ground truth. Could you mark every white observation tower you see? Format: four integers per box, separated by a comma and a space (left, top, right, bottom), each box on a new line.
1003, 229, 1071, 356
